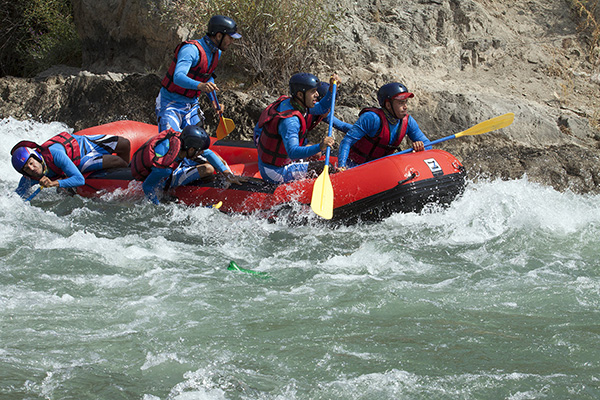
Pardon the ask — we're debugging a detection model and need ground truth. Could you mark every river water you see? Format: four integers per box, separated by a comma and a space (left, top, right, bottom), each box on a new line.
1, 118, 599, 400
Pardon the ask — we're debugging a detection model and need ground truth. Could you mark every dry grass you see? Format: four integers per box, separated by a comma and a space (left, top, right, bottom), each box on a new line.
568, 0, 599, 63
159, 0, 337, 86
568, 0, 600, 130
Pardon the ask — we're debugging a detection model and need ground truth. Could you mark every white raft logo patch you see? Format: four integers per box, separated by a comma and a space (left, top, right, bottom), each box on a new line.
424, 158, 443, 176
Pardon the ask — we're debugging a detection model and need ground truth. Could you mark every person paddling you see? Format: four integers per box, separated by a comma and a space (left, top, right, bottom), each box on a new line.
11, 132, 130, 199
131, 125, 244, 204
253, 80, 352, 147
156, 15, 241, 133
253, 72, 340, 184
337, 82, 431, 169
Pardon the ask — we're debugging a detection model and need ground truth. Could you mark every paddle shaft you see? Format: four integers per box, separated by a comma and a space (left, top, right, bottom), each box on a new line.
323, 82, 338, 165
397, 134, 456, 154
25, 186, 42, 202
211, 91, 226, 125
398, 113, 514, 155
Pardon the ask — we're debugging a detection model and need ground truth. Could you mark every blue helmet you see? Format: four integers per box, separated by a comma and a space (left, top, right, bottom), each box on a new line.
289, 73, 320, 97
11, 146, 43, 174
377, 83, 414, 107
207, 15, 242, 39
316, 81, 330, 101
181, 125, 210, 152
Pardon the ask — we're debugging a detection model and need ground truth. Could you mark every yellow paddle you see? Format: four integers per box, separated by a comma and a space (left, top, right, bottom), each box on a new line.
398, 112, 515, 154
211, 91, 236, 140
310, 81, 338, 219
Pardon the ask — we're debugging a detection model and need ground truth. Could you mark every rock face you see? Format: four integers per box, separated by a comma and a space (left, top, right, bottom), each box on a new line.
71, 0, 187, 73
1, 0, 599, 194
0, 71, 160, 130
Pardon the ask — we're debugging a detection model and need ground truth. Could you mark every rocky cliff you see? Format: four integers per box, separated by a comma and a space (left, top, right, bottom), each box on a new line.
1, 0, 599, 193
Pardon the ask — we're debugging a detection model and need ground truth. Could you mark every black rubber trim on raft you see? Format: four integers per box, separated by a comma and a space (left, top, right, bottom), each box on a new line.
86, 167, 134, 180
331, 171, 467, 224
185, 175, 278, 194
213, 140, 255, 148
213, 139, 341, 157
86, 167, 279, 194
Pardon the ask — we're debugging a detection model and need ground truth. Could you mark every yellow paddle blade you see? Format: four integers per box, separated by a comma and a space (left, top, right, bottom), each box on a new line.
455, 112, 514, 138
216, 117, 236, 140
310, 165, 334, 220
212, 201, 223, 209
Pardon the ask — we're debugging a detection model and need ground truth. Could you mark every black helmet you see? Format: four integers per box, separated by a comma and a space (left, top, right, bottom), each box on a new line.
207, 15, 242, 39
316, 81, 330, 101
289, 73, 320, 97
181, 126, 210, 152
377, 83, 414, 107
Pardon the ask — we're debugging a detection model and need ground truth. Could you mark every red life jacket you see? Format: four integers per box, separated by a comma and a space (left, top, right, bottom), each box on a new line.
256, 96, 309, 167
161, 39, 220, 98
349, 108, 409, 165
10, 132, 81, 179
130, 129, 182, 181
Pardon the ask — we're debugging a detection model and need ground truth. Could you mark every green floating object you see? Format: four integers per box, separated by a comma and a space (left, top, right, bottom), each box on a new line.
228, 261, 270, 278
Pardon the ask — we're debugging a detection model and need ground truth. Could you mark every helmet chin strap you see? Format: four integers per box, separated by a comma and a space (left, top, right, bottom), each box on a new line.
33, 154, 48, 176
217, 33, 225, 50
295, 92, 309, 111
383, 102, 400, 123
386, 101, 400, 120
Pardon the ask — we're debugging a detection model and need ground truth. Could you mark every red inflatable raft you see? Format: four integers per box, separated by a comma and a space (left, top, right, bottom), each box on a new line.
75, 120, 466, 224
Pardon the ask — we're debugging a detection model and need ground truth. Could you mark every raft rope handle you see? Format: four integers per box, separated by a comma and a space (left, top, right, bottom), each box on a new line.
397, 171, 417, 186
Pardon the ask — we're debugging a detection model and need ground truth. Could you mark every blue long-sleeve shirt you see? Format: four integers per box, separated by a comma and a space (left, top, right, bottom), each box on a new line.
324, 114, 353, 134
158, 36, 220, 105
338, 112, 431, 168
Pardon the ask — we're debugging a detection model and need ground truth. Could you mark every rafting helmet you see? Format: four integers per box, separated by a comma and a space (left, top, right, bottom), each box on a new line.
11, 146, 43, 175
207, 15, 242, 39
181, 125, 210, 152
289, 73, 320, 97
316, 81, 330, 101
377, 83, 414, 108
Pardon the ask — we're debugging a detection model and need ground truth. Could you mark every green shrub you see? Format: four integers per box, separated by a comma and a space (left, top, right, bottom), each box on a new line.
0, 0, 81, 78
159, 0, 337, 86
0, 0, 24, 77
